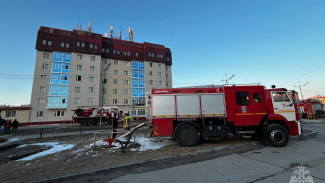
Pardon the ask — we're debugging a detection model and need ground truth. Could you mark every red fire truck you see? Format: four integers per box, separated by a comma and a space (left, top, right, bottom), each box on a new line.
72, 106, 119, 125
150, 85, 301, 147
297, 99, 324, 119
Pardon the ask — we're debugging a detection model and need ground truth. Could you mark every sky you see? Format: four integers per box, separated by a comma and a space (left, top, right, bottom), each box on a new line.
0, 0, 324, 106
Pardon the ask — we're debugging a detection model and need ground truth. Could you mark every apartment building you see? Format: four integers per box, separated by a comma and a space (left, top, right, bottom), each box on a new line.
29, 26, 172, 123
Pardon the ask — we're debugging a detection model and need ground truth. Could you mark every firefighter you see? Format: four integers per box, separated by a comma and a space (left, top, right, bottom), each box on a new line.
112, 112, 118, 139
122, 112, 131, 130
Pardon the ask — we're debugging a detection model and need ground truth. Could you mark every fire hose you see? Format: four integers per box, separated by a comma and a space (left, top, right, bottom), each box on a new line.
144, 122, 153, 139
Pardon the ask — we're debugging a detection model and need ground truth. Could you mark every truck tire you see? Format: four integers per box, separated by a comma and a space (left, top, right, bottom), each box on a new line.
107, 117, 112, 125
79, 119, 87, 126
88, 119, 96, 125
266, 124, 289, 147
176, 124, 200, 147
75, 108, 83, 117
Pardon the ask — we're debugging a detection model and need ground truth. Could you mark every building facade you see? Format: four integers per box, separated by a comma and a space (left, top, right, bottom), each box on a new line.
0, 106, 30, 124
29, 26, 172, 123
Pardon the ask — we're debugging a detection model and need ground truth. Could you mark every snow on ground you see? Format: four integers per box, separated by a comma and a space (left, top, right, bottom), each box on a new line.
16, 142, 74, 161
135, 137, 174, 152
300, 119, 322, 123
7, 138, 20, 142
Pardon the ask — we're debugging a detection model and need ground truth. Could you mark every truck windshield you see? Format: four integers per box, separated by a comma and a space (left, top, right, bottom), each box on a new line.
272, 92, 290, 102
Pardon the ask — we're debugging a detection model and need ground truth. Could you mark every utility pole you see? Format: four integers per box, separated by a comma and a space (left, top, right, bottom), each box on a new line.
294, 81, 309, 100
222, 73, 235, 86
100, 63, 111, 126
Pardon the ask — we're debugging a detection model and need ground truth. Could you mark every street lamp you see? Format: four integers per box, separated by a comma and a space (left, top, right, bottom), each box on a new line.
100, 63, 111, 126
222, 73, 235, 86
294, 81, 309, 100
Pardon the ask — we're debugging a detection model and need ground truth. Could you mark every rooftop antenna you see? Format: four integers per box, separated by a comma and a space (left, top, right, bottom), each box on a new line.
128, 27, 134, 42
110, 25, 113, 38
77, 17, 82, 30
119, 27, 122, 40
87, 19, 93, 32
222, 73, 235, 86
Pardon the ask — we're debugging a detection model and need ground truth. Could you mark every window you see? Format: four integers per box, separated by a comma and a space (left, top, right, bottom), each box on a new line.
89, 76, 95, 82
113, 89, 118, 94
113, 99, 118, 104
42, 40, 46, 45
5, 110, 16, 118
114, 70, 118, 75
81, 42, 85, 47
124, 70, 129, 75
124, 99, 129, 105
114, 60, 118, 65
113, 79, 118, 84
236, 92, 250, 105
124, 62, 129, 66
55, 111, 64, 117
40, 75, 47, 81
39, 87, 46, 93
132, 109, 136, 116
272, 92, 290, 102
103, 88, 106, 94
36, 111, 43, 118
90, 66, 95, 71
149, 80, 153, 85
113, 50, 116, 54
89, 87, 94, 93
123, 51, 127, 56
158, 81, 163, 86
166, 74, 168, 79
152, 53, 155, 57
127, 52, 130, 56
75, 87, 80, 93
66, 43, 69, 48
74, 98, 80, 104
106, 48, 109, 53
124, 80, 129, 85
77, 65, 82, 70
48, 40, 52, 46
61, 42, 64, 47
117, 50, 120, 55
158, 72, 162, 77
37, 98, 45, 105
103, 99, 107, 105
77, 42, 80, 47
166, 82, 169, 88
94, 44, 97, 49
65, 65, 69, 69
88, 98, 93, 104
149, 71, 153, 76
165, 66, 168, 71
102, 59, 108, 64
42, 64, 48, 69
136, 53, 139, 57
89, 44, 93, 49
102, 48, 105, 53
78, 54, 83, 60
158, 64, 162, 68
76, 75, 81, 81
253, 93, 262, 103
138, 109, 145, 115
148, 52, 151, 57
167, 57, 170, 61
124, 89, 129, 95
90, 56, 95, 61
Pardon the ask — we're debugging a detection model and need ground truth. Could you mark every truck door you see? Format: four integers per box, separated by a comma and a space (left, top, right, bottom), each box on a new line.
271, 91, 296, 121
251, 89, 267, 125
225, 87, 266, 126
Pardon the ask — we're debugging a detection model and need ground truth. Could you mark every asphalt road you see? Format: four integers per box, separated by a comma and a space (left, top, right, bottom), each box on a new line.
108, 124, 325, 183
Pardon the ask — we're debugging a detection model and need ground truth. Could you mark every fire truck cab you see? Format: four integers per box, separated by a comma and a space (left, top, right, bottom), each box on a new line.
151, 85, 301, 147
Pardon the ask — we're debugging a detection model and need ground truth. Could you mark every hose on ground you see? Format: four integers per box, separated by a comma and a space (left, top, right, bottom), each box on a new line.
144, 122, 153, 139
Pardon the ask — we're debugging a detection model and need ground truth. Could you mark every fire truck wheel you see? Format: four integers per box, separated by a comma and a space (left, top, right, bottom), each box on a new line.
88, 119, 96, 125
266, 124, 289, 147
176, 124, 200, 147
80, 119, 87, 126
107, 118, 112, 125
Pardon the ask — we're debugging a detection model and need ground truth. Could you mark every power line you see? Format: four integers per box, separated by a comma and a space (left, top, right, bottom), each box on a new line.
280, 64, 325, 85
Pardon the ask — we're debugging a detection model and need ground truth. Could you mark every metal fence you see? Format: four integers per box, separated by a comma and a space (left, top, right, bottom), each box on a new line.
9, 125, 112, 140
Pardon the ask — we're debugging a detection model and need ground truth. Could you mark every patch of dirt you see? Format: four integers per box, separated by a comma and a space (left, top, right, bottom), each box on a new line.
0, 129, 255, 183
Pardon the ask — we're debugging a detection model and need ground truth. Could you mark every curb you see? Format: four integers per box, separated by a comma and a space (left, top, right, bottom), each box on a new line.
30, 142, 260, 183
290, 128, 317, 141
